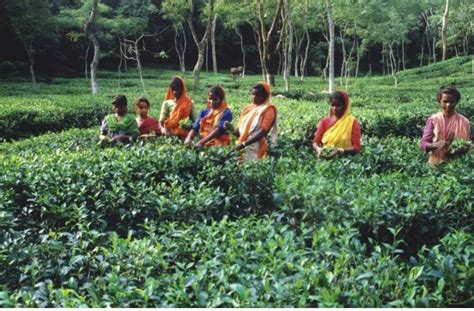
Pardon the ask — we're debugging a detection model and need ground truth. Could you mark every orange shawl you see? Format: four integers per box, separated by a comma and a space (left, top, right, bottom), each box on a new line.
200, 102, 230, 146
237, 82, 277, 160
163, 76, 193, 138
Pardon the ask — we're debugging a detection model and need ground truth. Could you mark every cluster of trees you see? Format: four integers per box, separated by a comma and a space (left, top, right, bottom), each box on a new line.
1, 0, 472, 93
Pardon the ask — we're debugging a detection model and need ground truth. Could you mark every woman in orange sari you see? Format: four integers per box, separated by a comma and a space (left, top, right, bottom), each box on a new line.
225, 82, 278, 161
312, 91, 361, 159
159, 76, 196, 138
420, 85, 471, 165
184, 85, 233, 148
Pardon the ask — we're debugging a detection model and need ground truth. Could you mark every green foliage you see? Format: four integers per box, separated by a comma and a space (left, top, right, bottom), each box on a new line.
0, 59, 473, 307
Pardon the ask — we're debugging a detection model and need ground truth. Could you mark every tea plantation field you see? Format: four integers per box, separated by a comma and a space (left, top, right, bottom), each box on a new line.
0, 57, 473, 307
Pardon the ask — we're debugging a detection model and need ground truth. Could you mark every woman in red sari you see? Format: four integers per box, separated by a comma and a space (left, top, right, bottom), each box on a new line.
159, 76, 196, 138
312, 91, 361, 159
135, 97, 160, 137
420, 85, 471, 165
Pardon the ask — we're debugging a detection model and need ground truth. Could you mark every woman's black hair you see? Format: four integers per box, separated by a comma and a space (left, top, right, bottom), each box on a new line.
135, 96, 151, 108
208, 85, 225, 101
328, 91, 346, 107
170, 77, 183, 91
437, 85, 461, 103
252, 83, 269, 99
112, 94, 127, 107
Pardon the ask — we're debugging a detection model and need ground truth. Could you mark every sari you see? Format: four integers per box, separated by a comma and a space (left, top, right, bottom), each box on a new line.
237, 82, 278, 161
163, 76, 193, 138
199, 102, 231, 146
321, 91, 357, 149
427, 112, 470, 165
137, 116, 160, 136
104, 113, 139, 137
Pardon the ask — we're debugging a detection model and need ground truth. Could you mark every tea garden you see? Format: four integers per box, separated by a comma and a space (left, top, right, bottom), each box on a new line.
0, 57, 472, 307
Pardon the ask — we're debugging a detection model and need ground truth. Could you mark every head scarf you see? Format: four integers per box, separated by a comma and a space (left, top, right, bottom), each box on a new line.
321, 90, 356, 149
163, 76, 193, 137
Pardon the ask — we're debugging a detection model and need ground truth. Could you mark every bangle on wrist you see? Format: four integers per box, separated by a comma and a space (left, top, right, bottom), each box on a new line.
242, 141, 247, 147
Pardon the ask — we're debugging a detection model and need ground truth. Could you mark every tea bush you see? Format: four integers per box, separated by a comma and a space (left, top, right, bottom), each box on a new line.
0, 58, 473, 307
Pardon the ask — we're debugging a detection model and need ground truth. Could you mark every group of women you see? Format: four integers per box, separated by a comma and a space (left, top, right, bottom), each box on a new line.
99, 76, 471, 165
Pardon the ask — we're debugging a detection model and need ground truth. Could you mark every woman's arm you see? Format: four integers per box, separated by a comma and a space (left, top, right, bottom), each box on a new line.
235, 128, 267, 151
338, 119, 361, 156
195, 128, 225, 148
184, 129, 198, 147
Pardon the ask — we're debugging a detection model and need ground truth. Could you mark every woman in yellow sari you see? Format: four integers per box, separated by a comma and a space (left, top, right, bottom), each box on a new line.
225, 82, 278, 161
159, 76, 196, 138
312, 91, 361, 159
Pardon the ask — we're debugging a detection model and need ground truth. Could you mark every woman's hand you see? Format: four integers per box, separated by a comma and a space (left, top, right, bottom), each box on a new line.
224, 121, 239, 136
430, 140, 449, 150
99, 134, 108, 142
235, 143, 245, 151
194, 140, 205, 149
312, 143, 323, 158
184, 137, 193, 148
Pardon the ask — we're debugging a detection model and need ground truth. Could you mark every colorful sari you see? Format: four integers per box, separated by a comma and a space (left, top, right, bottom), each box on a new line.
321, 91, 356, 149
427, 112, 470, 165
103, 113, 139, 137
163, 76, 193, 138
237, 82, 278, 161
199, 102, 231, 146
137, 116, 160, 136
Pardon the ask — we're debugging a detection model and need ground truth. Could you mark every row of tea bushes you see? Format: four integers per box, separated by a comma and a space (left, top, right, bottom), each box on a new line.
1, 57, 472, 141
1, 140, 472, 306
1, 216, 471, 307
0, 96, 109, 140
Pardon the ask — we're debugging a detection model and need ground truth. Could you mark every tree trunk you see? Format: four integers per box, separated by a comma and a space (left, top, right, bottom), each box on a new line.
25, 41, 37, 88
382, 43, 386, 76
134, 40, 146, 94
256, 0, 284, 86
389, 43, 398, 87
205, 40, 209, 72
441, 0, 450, 61
420, 31, 424, 67
235, 27, 246, 77
252, 27, 266, 80
174, 25, 187, 72
211, 14, 218, 73
300, 25, 310, 81
283, 0, 293, 91
344, 35, 356, 89
339, 29, 346, 86
187, 0, 214, 90
84, 0, 99, 95
85, 40, 91, 80
194, 46, 205, 90
117, 37, 123, 87
355, 38, 360, 78
401, 38, 406, 70
89, 34, 100, 95
463, 36, 468, 56
423, 12, 432, 65
327, 0, 335, 93
294, 32, 302, 78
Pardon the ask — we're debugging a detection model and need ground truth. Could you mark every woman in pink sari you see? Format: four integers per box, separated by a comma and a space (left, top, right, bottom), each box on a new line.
420, 85, 472, 165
